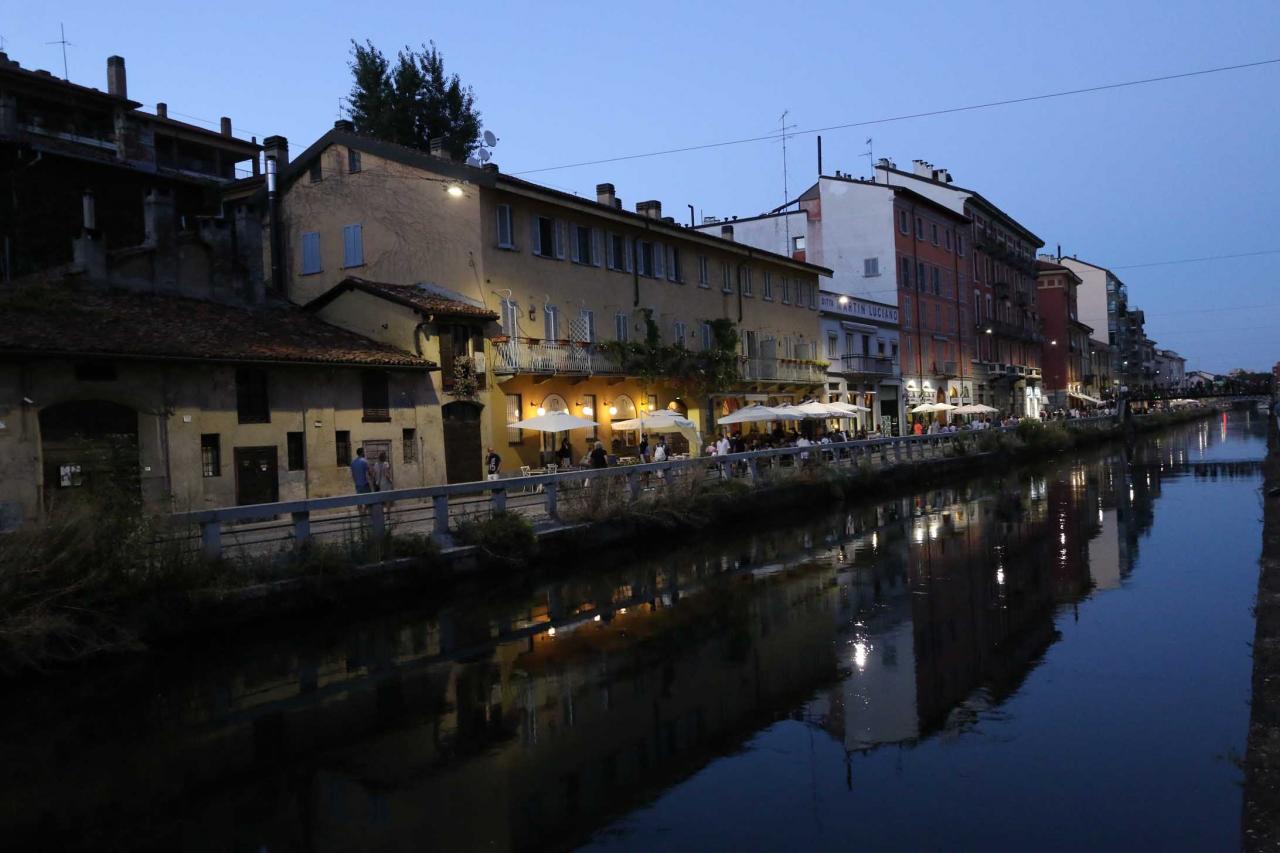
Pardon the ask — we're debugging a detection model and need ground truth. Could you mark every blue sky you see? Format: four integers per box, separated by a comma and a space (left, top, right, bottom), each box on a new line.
7, 0, 1278, 372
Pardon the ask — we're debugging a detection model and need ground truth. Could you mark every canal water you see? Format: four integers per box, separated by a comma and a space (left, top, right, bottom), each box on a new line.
0, 412, 1267, 852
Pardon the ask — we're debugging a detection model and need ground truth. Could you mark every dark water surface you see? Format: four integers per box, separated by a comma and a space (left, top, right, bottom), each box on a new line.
1, 412, 1267, 852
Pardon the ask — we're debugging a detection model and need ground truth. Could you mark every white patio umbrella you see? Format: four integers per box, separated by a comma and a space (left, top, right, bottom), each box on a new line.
718, 404, 805, 425
510, 411, 599, 432
612, 410, 702, 450
952, 404, 999, 415
910, 402, 956, 414
825, 401, 872, 414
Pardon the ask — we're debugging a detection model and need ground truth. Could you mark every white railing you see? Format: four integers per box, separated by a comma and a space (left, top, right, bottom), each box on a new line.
490, 338, 622, 376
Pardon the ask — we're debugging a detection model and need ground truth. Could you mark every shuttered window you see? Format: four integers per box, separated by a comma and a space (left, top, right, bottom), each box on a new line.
301, 231, 321, 274
342, 224, 364, 268
235, 368, 269, 424
615, 312, 629, 342
505, 394, 522, 444
496, 205, 515, 248
362, 371, 390, 422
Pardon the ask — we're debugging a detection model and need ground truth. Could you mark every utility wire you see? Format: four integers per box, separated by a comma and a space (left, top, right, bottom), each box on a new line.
512, 57, 1280, 176
1110, 249, 1280, 269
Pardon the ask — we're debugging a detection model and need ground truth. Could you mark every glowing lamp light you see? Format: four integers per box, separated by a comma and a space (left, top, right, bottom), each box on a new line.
608, 405, 618, 416
446, 184, 465, 197
985, 328, 994, 334
837, 295, 850, 306
547, 626, 557, 637
536, 406, 546, 416
582, 406, 594, 416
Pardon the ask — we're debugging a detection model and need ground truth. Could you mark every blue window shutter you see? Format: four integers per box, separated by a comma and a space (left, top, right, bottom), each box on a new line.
342, 224, 363, 267
301, 232, 321, 274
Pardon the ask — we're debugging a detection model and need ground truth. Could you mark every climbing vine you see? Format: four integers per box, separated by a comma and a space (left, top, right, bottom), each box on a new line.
602, 311, 741, 395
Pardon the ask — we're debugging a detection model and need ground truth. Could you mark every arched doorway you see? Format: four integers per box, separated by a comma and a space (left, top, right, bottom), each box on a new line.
38, 400, 140, 509
538, 394, 568, 459
441, 401, 483, 483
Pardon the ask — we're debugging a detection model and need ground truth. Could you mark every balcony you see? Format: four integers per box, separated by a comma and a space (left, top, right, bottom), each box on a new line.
931, 361, 959, 378
740, 357, 827, 385
838, 355, 897, 376
491, 338, 624, 377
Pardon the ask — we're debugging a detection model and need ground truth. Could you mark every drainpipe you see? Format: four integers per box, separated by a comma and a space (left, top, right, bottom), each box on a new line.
266, 156, 284, 295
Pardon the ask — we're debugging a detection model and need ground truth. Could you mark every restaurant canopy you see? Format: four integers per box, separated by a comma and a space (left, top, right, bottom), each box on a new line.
510, 412, 599, 432
910, 402, 957, 414
1069, 393, 1104, 406
718, 404, 806, 425
952, 403, 1000, 415
611, 411, 702, 448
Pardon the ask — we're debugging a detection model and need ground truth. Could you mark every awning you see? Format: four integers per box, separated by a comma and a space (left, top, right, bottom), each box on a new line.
1070, 392, 1104, 405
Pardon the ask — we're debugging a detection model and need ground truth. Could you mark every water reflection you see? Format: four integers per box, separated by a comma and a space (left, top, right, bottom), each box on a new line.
0, 414, 1267, 852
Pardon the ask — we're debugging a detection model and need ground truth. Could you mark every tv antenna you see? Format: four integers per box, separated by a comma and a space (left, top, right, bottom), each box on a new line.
779, 110, 798, 252
863, 137, 875, 179
46, 23, 72, 80
467, 129, 500, 168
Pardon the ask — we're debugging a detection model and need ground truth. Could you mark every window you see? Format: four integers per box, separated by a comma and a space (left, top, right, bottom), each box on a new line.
827, 333, 838, 357
607, 233, 630, 271
201, 434, 220, 478
496, 204, 515, 249
793, 235, 806, 253
647, 394, 658, 414
864, 257, 880, 277
878, 340, 886, 355
935, 304, 942, 330
308, 160, 322, 183
974, 290, 981, 324
933, 266, 941, 295
701, 321, 713, 351
741, 267, 753, 296
904, 296, 912, 325
501, 299, 520, 334
342, 223, 364, 268
781, 277, 791, 304
945, 229, 952, 250
667, 245, 681, 282
808, 282, 817, 309
673, 320, 687, 347
544, 304, 559, 340
402, 428, 417, 463
301, 231, 321, 274
915, 217, 924, 239
844, 333, 854, 355
577, 308, 596, 343
917, 262, 926, 290
235, 368, 269, 424
533, 216, 558, 258
722, 263, 733, 293
957, 234, 965, 256
582, 394, 598, 439
697, 255, 709, 288
362, 371, 390, 421
931, 223, 939, 245
762, 270, 774, 300
335, 431, 351, 466
573, 225, 593, 264
635, 241, 655, 277
615, 312, 629, 342
899, 210, 909, 234
287, 431, 305, 471
347, 148, 361, 173
986, 294, 993, 320
505, 394, 522, 444
901, 257, 911, 287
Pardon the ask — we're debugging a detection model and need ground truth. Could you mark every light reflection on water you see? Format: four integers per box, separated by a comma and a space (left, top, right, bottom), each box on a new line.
0, 413, 1267, 852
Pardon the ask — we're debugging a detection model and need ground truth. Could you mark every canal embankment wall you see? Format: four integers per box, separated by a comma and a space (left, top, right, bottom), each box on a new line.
1244, 404, 1280, 851
0, 409, 1215, 676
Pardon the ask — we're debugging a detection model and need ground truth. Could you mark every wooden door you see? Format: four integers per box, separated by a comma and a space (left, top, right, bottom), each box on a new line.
363, 439, 392, 488
234, 446, 279, 506
441, 402, 482, 484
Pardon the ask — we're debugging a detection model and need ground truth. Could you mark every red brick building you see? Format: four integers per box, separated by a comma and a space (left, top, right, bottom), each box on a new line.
1036, 259, 1094, 410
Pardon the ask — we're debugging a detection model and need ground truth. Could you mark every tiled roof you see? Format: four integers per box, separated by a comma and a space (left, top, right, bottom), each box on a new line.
0, 285, 435, 369
309, 277, 499, 319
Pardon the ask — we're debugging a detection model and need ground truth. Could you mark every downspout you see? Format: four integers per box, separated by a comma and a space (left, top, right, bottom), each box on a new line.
909, 204, 924, 394
266, 156, 284, 295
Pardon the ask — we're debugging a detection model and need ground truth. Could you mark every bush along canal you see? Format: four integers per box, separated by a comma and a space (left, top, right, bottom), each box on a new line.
0, 409, 1267, 851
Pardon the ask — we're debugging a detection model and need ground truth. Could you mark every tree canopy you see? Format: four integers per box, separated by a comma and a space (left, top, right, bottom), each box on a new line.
346, 40, 482, 161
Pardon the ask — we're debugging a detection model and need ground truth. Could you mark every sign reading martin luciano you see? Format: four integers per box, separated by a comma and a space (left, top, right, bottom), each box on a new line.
819, 292, 899, 325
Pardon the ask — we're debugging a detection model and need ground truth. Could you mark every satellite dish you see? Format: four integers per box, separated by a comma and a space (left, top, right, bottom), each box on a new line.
466, 156, 481, 167
478, 149, 491, 163
483, 130, 498, 148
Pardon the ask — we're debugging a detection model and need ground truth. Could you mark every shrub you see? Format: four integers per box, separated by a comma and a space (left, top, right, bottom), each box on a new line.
454, 511, 538, 567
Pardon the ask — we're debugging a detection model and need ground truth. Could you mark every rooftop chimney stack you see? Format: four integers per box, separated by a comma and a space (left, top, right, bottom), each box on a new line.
596, 183, 616, 207
220, 116, 232, 137
428, 137, 445, 158
262, 135, 289, 166
636, 200, 662, 219
156, 102, 167, 118
721, 224, 735, 241
106, 55, 127, 99
333, 119, 354, 132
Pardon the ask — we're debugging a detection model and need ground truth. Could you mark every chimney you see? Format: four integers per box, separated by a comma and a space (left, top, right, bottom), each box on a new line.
334, 119, 354, 132
263, 134, 289, 166
220, 116, 232, 137
721, 224, 735, 241
428, 137, 445, 158
596, 183, 616, 207
106, 55, 127, 99
912, 159, 933, 178
156, 102, 167, 119
636, 200, 662, 219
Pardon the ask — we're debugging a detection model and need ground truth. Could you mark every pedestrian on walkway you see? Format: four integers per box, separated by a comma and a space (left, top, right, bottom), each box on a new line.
372, 452, 394, 492
351, 447, 372, 494
486, 447, 502, 480
589, 440, 608, 469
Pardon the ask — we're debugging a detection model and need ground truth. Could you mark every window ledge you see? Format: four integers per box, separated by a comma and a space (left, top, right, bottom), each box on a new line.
300, 270, 323, 276
341, 263, 365, 270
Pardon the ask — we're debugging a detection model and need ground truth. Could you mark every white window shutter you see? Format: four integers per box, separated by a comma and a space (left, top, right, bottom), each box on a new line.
592, 228, 604, 267
606, 233, 615, 269
624, 237, 633, 272
556, 220, 567, 260
653, 242, 665, 279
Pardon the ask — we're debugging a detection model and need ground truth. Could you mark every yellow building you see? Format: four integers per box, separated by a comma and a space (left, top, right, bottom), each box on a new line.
271, 125, 831, 474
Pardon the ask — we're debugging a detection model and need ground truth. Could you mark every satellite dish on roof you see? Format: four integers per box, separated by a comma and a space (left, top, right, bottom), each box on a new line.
466, 156, 482, 167
483, 130, 498, 148
478, 148, 491, 163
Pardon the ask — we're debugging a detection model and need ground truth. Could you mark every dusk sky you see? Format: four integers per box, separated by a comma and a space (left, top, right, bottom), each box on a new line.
7, 0, 1277, 372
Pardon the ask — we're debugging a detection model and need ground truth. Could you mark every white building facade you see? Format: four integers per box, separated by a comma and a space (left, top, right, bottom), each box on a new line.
819, 292, 903, 434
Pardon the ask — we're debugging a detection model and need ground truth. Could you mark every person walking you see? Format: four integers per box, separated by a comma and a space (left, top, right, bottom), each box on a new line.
486, 447, 502, 480
372, 452, 393, 492
638, 433, 650, 463
589, 440, 608, 469
351, 447, 372, 494
653, 437, 668, 462
556, 436, 573, 468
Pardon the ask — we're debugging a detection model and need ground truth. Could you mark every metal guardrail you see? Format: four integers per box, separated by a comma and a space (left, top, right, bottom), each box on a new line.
490, 338, 622, 376
172, 419, 1130, 561
839, 355, 897, 376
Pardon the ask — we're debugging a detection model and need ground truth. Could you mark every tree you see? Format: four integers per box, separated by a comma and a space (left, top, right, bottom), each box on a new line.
346, 40, 482, 161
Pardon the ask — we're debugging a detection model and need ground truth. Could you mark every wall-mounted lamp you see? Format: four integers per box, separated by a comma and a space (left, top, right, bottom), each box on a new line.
537, 406, 546, 416
528, 305, 537, 321
1050, 339, 1058, 345
837, 295, 850, 306
445, 183, 465, 198
608, 405, 618, 416
582, 405, 594, 416
985, 328, 994, 334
